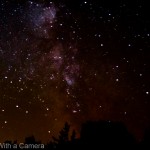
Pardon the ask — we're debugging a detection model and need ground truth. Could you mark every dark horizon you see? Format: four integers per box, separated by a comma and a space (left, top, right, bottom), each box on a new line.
0, 119, 147, 143
1, 120, 150, 149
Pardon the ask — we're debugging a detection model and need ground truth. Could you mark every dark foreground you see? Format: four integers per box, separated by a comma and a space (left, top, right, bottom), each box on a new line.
1, 121, 150, 150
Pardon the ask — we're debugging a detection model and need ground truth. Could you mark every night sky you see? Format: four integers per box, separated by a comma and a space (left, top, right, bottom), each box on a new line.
0, 0, 150, 142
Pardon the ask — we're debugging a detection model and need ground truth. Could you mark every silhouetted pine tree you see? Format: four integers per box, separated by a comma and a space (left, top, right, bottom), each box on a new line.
58, 122, 70, 144
71, 130, 76, 142
51, 122, 70, 149
141, 128, 150, 149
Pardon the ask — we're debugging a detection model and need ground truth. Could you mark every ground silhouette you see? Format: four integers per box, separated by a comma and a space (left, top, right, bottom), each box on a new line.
1, 120, 150, 149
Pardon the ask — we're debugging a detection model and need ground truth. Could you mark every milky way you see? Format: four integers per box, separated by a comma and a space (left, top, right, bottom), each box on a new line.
0, 0, 150, 142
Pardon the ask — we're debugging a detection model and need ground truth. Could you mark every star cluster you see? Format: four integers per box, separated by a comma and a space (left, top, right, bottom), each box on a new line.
0, 0, 150, 142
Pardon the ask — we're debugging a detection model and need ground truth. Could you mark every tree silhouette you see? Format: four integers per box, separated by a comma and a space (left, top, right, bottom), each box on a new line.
2, 120, 150, 149
71, 130, 76, 141
80, 120, 136, 149
51, 122, 71, 149
141, 128, 150, 149
24, 135, 41, 144
58, 122, 70, 143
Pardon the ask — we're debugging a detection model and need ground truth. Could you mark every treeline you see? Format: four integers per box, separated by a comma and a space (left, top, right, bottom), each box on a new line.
1, 120, 150, 149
